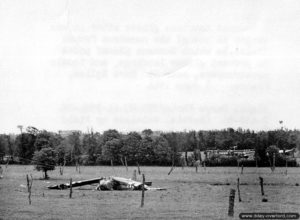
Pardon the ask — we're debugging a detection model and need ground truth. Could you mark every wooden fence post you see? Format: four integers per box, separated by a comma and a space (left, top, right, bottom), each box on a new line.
168, 165, 175, 175
69, 178, 72, 198
259, 177, 264, 196
141, 174, 145, 207
237, 178, 242, 202
26, 174, 33, 205
228, 189, 236, 217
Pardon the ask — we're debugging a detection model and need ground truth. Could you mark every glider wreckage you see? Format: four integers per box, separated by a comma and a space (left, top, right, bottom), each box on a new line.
48, 176, 166, 191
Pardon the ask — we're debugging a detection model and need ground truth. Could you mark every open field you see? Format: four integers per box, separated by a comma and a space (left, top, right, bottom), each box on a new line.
0, 165, 299, 219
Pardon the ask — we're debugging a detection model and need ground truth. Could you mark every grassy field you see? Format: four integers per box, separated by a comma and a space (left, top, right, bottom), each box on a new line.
0, 165, 299, 219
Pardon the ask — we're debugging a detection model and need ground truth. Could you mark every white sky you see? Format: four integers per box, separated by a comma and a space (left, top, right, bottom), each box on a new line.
0, 0, 299, 134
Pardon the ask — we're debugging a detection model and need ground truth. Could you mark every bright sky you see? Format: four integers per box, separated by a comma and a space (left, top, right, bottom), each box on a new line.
0, 0, 299, 134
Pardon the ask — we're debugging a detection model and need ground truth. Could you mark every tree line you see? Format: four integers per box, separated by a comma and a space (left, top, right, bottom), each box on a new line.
0, 127, 300, 167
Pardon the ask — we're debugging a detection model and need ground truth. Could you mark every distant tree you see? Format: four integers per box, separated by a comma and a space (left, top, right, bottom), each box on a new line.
102, 129, 121, 142
26, 126, 39, 136
121, 132, 142, 164
255, 132, 270, 166
32, 147, 57, 179
152, 136, 172, 165
34, 130, 61, 151
266, 145, 280, 157
142, 129, 153, 137
0, 135, 6, 162
204, 131, 216, 149
55, 139, 72, 165
164, 132, 180, 165
102, 138, 122, 163
82, 130, 99, 165
138, 136, 155, 165
16, 133, 36, 164
6, 135, 15, 159
17, 125, 23, 133
68, 132, 82, 165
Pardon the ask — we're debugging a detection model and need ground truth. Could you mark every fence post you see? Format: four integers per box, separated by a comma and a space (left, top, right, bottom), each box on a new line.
237, 178, 242, 202
69, 178, 72, 198
168, 165, 175, 175
141, 174, 145, 207
26, 174, 33, 205
228, 189, 236, 217
259, 177, 264, 196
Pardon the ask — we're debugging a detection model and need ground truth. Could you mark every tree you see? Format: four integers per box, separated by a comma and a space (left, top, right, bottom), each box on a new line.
164, 132, 181, 165
102, 138, 122, 163
16, 132, 36, 164
68, 132, 82, 165
142, 129, 153, 137
152, 136, 172, 165
32, 147, 57, 179
34, 130, 61, 151
6, 135, 15, 162
102, 129, 121, 143
55, 138, 73, 165
0, 135, 7, 162
82, 130, 99, 165
138, 136, 155, 165
100, 130, 122, 164
121, 132, 142, 164
266, 145, 280, 162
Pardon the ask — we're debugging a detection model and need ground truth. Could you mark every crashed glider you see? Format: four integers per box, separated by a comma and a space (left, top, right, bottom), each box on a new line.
48, 176, 166, 191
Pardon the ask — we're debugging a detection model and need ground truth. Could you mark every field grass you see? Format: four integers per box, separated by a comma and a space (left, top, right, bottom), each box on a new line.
0, 165, 299, 219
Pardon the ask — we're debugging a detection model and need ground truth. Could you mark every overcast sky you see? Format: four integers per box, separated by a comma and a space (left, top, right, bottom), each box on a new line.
0, 0, 299, 134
